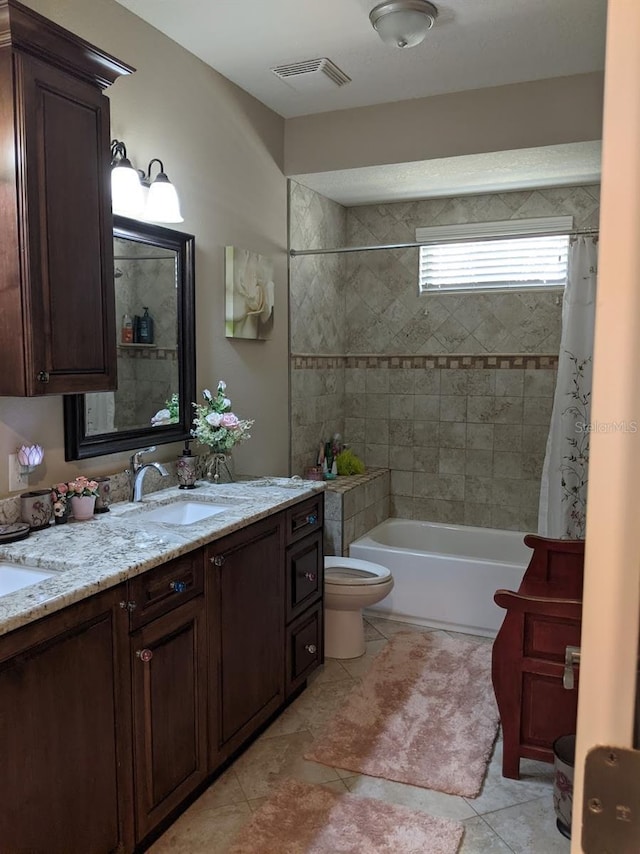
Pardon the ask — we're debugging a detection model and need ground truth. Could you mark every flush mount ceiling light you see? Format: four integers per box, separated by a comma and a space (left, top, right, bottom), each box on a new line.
369, 0, 438, 48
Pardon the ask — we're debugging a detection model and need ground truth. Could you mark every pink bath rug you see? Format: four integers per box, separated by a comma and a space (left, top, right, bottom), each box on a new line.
305, 631, 499, 798
226, 778, 464, 854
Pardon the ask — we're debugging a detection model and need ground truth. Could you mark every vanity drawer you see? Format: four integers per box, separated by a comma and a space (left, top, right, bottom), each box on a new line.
127, 552, 204, 630
286, 602, 323, 696
286, 530, 323, 623
286, 495, 323, 545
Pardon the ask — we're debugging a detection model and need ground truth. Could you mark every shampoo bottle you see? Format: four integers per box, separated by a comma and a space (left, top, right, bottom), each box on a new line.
121, 313, 133, 344
138, 307, 154, 344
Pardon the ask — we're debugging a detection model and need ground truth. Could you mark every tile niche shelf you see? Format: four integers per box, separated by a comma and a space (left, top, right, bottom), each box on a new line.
323, 467, 390, 557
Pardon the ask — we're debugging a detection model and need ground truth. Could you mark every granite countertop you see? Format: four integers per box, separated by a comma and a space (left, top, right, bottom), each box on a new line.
0, 477, 325, 639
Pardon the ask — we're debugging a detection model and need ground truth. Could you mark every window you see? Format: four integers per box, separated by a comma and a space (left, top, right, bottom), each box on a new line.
417, 216, 572, 295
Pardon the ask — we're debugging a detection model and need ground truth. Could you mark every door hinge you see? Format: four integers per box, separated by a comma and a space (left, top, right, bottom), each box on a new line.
583, 744, 640, 852
36, 371, 49, 383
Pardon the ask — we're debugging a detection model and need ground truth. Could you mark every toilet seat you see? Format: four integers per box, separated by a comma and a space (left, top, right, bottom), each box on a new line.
325, 556, 391, 586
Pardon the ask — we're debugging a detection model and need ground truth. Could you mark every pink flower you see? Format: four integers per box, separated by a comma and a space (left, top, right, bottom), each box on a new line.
220, 413, 240, 429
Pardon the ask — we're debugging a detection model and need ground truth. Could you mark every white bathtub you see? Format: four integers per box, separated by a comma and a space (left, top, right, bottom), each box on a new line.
349, 518, 531, 637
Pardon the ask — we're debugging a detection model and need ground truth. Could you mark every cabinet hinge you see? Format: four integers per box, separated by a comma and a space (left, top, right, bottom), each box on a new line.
36, 371, 49, 383
583, 744, 640, 852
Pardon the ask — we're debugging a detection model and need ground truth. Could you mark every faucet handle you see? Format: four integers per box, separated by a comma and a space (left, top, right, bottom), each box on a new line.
130, 445, 157, 469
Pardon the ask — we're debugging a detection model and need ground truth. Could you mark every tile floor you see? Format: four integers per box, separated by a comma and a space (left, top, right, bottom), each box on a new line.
149, 617, 571, 854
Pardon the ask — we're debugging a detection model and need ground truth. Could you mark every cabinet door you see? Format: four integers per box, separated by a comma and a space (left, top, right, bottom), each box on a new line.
286, 529, 323, 622
131, 596, 208, 843
14, 52, 116, 395
208, 514, 285, 766
0, 586, 133, 854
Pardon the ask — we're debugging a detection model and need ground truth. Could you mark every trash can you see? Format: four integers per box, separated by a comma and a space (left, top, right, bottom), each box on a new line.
553, 734, 576, 839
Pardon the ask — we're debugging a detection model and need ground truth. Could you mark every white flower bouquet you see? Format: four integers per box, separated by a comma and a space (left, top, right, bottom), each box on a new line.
191, 381, 254, 454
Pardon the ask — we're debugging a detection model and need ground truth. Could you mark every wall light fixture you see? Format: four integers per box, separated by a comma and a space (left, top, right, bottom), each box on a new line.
110, 139, 183, 223
139, 159, 183, 224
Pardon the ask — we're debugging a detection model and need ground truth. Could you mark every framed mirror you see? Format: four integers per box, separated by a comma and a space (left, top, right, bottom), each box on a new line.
64, 216, 196, 460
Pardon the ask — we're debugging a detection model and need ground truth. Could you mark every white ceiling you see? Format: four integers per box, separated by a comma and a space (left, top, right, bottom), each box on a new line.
114, 0, 606, 204
295, 141, 603, 206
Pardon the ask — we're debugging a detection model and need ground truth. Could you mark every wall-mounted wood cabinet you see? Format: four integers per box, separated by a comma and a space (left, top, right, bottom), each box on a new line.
0, 0, 133, 395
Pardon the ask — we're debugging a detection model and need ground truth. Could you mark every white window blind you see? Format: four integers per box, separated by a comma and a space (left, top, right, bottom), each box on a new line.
416, 216, 572, 295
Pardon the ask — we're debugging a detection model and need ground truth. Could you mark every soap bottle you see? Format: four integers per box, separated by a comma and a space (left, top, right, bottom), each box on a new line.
121, 313, 133, 344
177, 439, 197, 489
137, 307, 154, 344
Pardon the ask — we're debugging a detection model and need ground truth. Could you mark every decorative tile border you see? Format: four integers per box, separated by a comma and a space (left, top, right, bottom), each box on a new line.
292, 355, 345, 369
118, 346, 178, 361
292, 354, 558, 370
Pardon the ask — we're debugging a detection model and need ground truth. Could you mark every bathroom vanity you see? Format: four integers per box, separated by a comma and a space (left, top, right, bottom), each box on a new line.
0, 480, 324, 852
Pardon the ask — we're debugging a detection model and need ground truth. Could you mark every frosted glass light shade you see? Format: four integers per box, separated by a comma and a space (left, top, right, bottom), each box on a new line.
111, 164, 144, 217
370, 0, 437, 48
143, 177, 183, 224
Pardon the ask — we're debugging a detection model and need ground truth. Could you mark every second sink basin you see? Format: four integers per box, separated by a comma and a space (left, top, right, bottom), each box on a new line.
136, 501, 230, 526
0, 563, 56, 597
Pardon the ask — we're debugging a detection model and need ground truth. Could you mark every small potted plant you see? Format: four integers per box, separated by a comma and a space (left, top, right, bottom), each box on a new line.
67, 476, 99, 521
51, 483, 70, 524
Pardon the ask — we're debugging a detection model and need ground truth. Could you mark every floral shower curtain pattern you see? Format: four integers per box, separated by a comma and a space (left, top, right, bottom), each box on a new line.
538, 236, 598, 539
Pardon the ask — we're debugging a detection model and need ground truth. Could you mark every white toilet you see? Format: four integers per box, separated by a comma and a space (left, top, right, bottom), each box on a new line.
324, 556, 394, 659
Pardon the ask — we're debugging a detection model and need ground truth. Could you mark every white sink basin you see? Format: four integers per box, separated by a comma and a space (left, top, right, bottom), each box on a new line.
135, 501, 230, 526
0, 563, 56, 597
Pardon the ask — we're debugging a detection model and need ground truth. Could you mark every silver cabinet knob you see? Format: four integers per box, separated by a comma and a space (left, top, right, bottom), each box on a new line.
136, 648, 153, 662
304, 572, 317, 582
305, 644, 317, 655
169, 580, 187, 593
211, 555, 225, 566
119, 600, 137, 611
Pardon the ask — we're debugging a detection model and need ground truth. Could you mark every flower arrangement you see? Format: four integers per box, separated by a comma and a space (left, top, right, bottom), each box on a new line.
66, 476, 99, 499
51, 482, 70, 519
191, 381, 254, 454
150, 393, 180, 427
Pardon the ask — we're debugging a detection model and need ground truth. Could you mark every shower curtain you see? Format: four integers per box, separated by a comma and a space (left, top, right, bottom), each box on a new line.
538, 236, 598, 539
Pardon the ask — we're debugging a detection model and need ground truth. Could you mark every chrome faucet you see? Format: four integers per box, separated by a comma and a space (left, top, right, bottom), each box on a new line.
128, 446, 169, 502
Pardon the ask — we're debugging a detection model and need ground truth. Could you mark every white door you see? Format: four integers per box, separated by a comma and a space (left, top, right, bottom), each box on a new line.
572, 1, 640, 850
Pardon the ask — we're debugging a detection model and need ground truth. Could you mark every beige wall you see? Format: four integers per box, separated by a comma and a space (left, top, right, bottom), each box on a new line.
285, 73, 604, 175
0, 0, 289, 496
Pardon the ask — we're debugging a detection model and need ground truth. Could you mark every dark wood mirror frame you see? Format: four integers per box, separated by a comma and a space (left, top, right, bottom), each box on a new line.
64, 216, 196, 460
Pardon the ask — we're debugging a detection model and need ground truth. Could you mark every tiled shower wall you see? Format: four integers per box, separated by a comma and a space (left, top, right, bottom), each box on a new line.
289, 182, 347, 476
289, 182, 600, 531
114, 239, 179, 430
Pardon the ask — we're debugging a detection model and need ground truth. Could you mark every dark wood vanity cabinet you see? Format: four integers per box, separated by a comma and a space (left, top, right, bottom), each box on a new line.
127, 554, 208, 844
0, 585, 134, 854
206, 514, 286, 768
0, 495, 324, 852
284, 495, 324, 697
0, 0, 133, 395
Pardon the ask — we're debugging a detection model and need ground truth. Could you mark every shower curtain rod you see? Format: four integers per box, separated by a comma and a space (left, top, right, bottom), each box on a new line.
113, 254, 175, 261
289, 226, 599, 257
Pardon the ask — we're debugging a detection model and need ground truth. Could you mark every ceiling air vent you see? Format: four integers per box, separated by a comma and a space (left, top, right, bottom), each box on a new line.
271, 58, 351, 93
